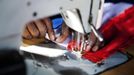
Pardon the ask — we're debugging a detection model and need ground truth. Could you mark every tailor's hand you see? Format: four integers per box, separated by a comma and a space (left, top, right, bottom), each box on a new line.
85, 31, 104, 52
22, 17, 70, 43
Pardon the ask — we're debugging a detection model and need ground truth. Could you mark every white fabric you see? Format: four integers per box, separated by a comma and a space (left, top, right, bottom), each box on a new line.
101, 2, 132, 26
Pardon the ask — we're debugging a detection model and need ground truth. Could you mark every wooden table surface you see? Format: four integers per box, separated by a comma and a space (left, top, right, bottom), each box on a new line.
101, 45, 134, 75
23, 39, 134, 75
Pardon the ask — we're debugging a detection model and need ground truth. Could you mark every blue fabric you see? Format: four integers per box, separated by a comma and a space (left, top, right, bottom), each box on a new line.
52, 18, 63, 29
105, 0, 134, 4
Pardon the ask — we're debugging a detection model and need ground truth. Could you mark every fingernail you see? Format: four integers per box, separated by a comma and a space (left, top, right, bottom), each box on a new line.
92, 46, 98, 52
50, 35, 56, 41
56, 37, 60, 42
27, 35, 32, 39
86, 45, 91, 51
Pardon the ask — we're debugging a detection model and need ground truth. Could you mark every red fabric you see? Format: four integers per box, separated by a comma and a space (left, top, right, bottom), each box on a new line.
67, 40, 77, 52
67, 6, 134, 63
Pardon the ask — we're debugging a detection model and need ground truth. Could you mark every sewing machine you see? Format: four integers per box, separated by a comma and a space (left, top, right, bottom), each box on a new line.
0, 0, 104, 48
0, 0, 131, 75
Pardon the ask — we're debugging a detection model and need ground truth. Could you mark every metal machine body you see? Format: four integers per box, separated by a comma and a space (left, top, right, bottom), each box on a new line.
0, 0, 103, 49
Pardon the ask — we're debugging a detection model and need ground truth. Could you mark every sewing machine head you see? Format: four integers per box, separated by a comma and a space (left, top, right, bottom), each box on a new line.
0, 0, 104, 49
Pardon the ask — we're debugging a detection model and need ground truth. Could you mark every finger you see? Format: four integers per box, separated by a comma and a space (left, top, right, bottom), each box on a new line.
86, 31, 97, 51
92, 39, 100, 52
34, 20, 47, 38
56, 23, 70, 43
43, 18, 55, 41
27, 22, 39, 38
22, 27, 32, 39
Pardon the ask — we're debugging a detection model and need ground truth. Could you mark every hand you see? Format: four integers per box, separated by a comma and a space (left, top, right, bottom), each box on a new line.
85, 31, 104, 52
22, 17, 70, 43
